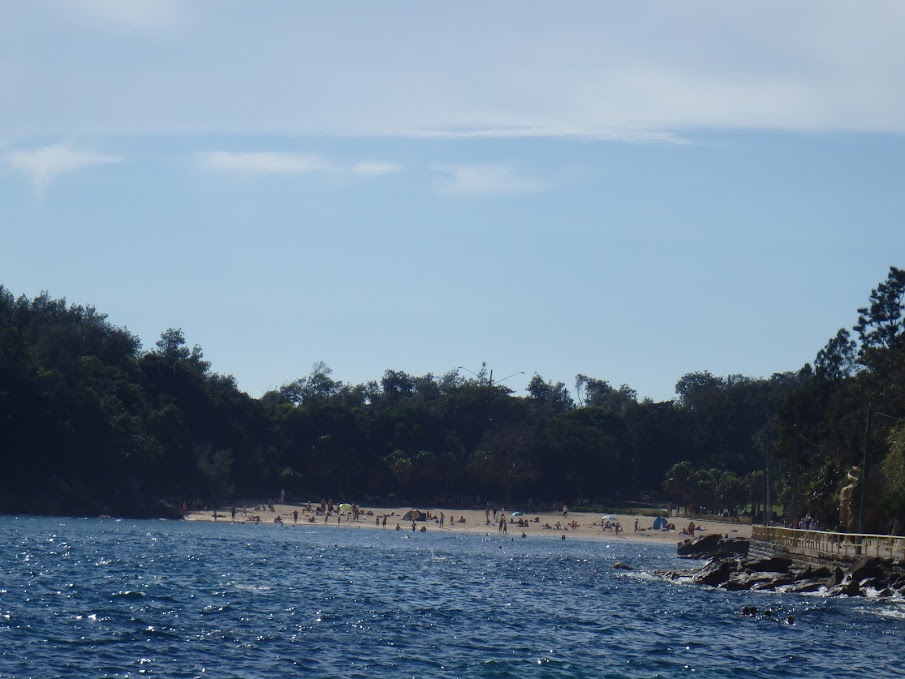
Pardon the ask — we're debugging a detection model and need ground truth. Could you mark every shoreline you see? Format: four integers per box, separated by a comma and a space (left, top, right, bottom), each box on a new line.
184, 502, 753, 545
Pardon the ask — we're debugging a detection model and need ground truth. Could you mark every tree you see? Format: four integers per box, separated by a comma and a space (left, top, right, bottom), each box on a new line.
527, 374, 573, 417
467, 424, 538, 503
855, 266, 905, 353
663, 461, 697, 505
575, 374, 636, 414
814, 328, 858, 383
154, 327, 210, 373
882, 424, 905, 533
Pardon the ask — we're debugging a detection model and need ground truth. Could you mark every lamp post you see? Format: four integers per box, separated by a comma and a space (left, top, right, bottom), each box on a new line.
457, 366, 525, 387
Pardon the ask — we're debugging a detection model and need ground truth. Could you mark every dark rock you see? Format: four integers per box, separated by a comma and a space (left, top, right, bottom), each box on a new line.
784, 580, 826, 594
677, 534, 722, 557
848, 557, 886, 583
613, 562, 633, 570
859, 576, 887, 590
810, 566, 833, 579
717, 537, 749, 557
720, 572, 775, 591
750, 575, 796, 591
693, 559, 736, 587
677, 534, 750, 559
832, 579, 863, 597
833, 566, 845, 585
743, 557, 794, 573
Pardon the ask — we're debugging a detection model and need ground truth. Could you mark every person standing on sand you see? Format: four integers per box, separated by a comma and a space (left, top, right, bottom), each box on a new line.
440, 512, 445, 528
563, 504, 568, 518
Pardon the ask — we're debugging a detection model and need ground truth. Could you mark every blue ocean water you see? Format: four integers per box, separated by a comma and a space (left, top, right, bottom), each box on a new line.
0, 517, 903, 678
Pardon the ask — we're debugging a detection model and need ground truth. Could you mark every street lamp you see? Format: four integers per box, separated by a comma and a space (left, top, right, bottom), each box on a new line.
457, 366, 525, 387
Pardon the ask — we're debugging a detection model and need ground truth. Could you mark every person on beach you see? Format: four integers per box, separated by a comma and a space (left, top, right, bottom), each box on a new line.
293, 510, 298, 524
440, 512, 445, 528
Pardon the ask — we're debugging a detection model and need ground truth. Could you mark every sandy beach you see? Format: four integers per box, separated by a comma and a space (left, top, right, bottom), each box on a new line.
185, 502, 752, 545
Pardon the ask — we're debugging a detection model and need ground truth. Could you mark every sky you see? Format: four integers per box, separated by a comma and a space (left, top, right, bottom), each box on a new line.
2, 1, 904, 402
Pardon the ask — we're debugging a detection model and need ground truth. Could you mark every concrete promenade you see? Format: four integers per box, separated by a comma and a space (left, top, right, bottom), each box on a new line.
752, 525, 905, 564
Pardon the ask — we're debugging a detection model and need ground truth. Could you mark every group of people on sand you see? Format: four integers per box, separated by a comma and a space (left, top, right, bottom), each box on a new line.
680, 520, 704, 536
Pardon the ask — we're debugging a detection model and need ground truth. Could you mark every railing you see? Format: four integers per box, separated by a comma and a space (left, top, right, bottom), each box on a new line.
753, 526, 905, 561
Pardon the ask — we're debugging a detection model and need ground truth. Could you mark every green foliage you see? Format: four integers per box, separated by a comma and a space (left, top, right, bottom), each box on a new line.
882, 425, 905, 529
5, 267, 905, 524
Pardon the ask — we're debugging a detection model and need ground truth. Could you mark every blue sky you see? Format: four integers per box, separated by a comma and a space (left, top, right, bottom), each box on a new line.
2, 1, 904, 401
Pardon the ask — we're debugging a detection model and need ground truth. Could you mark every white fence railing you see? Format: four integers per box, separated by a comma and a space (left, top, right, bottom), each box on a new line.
752, 526, 905, 560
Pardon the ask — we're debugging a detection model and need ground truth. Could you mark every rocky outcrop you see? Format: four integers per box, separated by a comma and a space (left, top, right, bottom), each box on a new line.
660, 547, 905, 598
677, 533, 750, 559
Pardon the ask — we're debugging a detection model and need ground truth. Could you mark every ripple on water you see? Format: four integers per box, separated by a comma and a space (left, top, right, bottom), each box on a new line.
2, 517, 905, 677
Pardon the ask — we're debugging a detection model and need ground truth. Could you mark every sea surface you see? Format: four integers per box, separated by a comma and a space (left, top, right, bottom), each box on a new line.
1, 516, 903, 678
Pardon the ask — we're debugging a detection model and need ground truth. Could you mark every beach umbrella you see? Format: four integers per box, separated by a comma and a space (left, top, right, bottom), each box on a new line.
339, 503, 352, 513
602, 515, 618, 522
512, 511, 523, 517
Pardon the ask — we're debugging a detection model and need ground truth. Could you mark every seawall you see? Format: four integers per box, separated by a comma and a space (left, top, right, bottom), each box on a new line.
751, 526, 905, 566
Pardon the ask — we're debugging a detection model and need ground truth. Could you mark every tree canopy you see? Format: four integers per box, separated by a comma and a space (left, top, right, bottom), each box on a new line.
2, 268, 905, 528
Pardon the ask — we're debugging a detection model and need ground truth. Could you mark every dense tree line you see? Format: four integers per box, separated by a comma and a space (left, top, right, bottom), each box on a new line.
1, 269, 903, 527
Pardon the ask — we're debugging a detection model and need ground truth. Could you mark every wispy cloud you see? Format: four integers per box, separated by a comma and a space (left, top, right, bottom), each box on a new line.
391, 127, 686, 144
59, 0, 188, 34
197, 151, 330, 174
433, 164, 544, 196
350, 161, 404, 176
197, 151, 404, 177
6, 142, 122, 195
8, 4, 905, 138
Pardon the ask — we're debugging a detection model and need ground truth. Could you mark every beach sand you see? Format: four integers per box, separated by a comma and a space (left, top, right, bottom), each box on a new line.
185, 502, 753, 545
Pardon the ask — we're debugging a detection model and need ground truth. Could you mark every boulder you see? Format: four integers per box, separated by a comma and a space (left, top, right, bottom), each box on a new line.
750, 575, 795, 591
692, 559, 736, 587
784, 580, 826, 594
717, 537, 750, 557
847, 557, 886, 583
719, 572, 775, 591
742, 557, 794, 573
678, 533, 722, 557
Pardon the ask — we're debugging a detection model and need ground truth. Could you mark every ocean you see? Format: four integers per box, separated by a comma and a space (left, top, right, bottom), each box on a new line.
1, 516, 903, 678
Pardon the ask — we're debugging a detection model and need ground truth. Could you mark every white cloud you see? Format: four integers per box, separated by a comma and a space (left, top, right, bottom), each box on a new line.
350, 161, 403, 176
197, 151, 329, 174
55, 0, 187, 34
6, 142, 122, 195
433, 164, 543, 196
4, 3, 905, 138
